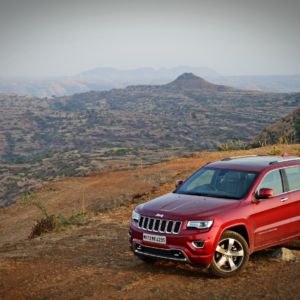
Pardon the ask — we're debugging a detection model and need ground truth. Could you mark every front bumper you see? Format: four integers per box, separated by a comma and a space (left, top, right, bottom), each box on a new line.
129, 224, 218, 266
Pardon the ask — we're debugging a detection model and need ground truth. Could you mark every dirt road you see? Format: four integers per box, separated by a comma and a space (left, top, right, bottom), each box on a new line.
0, 206, 299, 300
0, 145, 300, 299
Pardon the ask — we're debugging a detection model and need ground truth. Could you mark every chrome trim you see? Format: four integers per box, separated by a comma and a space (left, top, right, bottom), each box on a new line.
280, 197, 288, 202
171, 221, 176, 233
138, 216, 182, 235
192, 241, 205, 248
166, 220, 171, 233
147, 218, 151, 231
258, 228, 278, 235
155, 213, 164, 218
156, 219, 161, 232
134, 244, 189, 262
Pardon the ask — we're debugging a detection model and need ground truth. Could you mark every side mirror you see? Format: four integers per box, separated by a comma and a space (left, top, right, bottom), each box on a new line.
257, 188, 274, 199
175, 179, 184, 188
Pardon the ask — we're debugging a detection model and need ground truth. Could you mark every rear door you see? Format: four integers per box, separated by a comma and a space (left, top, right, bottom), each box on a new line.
251, 169, 292, 248
281, 166, 300, 238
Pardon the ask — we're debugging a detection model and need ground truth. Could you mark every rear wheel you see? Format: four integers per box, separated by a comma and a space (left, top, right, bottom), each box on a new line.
209, 230, 249, 278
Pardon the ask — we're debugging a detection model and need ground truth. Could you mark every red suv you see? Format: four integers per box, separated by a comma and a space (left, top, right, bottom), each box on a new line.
129, 155, 300, 277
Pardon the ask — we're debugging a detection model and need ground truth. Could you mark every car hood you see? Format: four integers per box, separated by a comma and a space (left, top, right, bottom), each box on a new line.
138, 192, 240, 219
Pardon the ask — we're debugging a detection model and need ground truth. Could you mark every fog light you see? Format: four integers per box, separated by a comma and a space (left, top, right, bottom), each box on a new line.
192, 240, 205, 248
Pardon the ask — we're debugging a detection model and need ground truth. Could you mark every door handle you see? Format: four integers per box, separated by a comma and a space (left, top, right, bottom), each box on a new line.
280, 197, 288, 202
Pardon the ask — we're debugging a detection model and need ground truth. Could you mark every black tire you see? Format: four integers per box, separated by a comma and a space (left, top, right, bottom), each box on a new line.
136, 255, 157, 263
209, 230, 249, 278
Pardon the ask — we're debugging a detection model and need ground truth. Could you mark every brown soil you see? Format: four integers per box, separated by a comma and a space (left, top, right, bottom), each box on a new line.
0, 145, 300, 299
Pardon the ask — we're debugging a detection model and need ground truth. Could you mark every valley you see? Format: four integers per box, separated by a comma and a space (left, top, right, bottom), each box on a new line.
1, 74, 300, 206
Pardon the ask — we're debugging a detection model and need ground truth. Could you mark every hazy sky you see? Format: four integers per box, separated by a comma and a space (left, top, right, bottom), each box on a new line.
0, 0, 299, 77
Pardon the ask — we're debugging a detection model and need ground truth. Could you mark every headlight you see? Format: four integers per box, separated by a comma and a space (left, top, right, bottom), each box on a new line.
186, 220, 213, 229
131, 210, 141, 223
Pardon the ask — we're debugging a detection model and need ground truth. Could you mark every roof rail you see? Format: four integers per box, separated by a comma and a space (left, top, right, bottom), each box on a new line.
222, 154, 264, 161
269, 157, 300, 165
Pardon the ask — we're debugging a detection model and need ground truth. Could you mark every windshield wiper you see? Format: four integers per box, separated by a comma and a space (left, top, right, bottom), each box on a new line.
177, 191, 215, 197
211, 194, 240, 200
176, 191, 240, 200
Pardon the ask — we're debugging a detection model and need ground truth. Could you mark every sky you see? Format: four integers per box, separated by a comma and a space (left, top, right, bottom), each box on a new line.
0, 0, 299, 78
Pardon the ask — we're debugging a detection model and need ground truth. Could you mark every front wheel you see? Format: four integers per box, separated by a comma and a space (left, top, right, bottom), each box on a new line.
209, 230, 249, 278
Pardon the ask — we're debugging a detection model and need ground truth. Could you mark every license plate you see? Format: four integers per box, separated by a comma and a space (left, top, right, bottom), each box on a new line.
143, 233, 166, 244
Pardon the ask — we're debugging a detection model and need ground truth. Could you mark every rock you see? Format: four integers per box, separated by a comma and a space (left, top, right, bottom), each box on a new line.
271, 247, 299, 262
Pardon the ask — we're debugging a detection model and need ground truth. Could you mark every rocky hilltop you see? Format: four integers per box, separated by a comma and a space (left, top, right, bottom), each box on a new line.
165, 73, 235, 92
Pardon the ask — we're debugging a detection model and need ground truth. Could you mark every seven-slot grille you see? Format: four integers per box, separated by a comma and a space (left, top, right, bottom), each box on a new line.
138, 216, 181, 234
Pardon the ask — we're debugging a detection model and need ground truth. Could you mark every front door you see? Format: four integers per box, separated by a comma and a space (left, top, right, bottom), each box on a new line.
250, 169, 292, 249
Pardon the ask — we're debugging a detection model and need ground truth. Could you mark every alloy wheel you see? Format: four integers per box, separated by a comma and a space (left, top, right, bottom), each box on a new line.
213, 237, 245, 273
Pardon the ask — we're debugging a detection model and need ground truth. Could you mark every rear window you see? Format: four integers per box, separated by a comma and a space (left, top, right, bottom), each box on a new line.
285, 166, 300, 191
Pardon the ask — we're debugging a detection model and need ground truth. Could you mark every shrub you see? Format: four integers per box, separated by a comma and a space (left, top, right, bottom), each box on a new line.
216, 140, 247, 151
21, 192, 85, 238
57, 213, 85, 226
29, 215, 57, 239
267, 147, 282, 155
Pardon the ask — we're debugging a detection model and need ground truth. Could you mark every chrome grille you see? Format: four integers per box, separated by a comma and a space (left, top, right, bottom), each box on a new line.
138, 216, 181, 234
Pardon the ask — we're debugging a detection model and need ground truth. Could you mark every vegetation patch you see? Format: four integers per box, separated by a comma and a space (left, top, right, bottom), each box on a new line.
216, 140, 247, 151
103, 148, 138, 156
57, 213, 85, 226
21, 192, 85, 239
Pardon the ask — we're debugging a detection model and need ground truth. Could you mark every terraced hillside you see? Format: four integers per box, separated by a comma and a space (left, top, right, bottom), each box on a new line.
253, 106, 300, 146
1, 74, 300, 206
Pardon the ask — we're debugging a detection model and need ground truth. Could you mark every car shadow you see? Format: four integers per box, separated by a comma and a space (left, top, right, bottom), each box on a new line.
123, 258, 213, 279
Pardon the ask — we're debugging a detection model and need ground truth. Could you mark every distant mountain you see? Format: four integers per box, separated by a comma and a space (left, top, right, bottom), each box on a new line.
78, 66, 219, 81
0, 67, 219, 97
0, 77, 95, 98
212, 75, 300, 93
1, 67, 300, 97
252, 106, 300, 146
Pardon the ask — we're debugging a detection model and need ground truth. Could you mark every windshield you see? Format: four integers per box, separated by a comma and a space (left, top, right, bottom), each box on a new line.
176, 167, 258, 200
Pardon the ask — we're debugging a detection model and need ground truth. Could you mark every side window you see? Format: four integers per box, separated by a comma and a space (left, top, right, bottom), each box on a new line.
258, 170, 283, 196
285, 166, 300, 191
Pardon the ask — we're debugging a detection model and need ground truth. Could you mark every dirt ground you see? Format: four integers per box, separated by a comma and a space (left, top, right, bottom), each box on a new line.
0, 145, 300, 299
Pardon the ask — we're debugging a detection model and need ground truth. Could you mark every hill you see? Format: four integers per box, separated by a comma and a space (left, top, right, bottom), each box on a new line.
253, 106, 300, 146
0, 74, 300, 206
165, 73, 235, 91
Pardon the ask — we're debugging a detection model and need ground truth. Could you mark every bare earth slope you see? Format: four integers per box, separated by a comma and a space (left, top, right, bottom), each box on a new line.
0, 145, 299, 299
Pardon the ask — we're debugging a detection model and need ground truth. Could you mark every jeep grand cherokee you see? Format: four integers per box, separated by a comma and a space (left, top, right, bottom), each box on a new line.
129, 155, 300, 277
